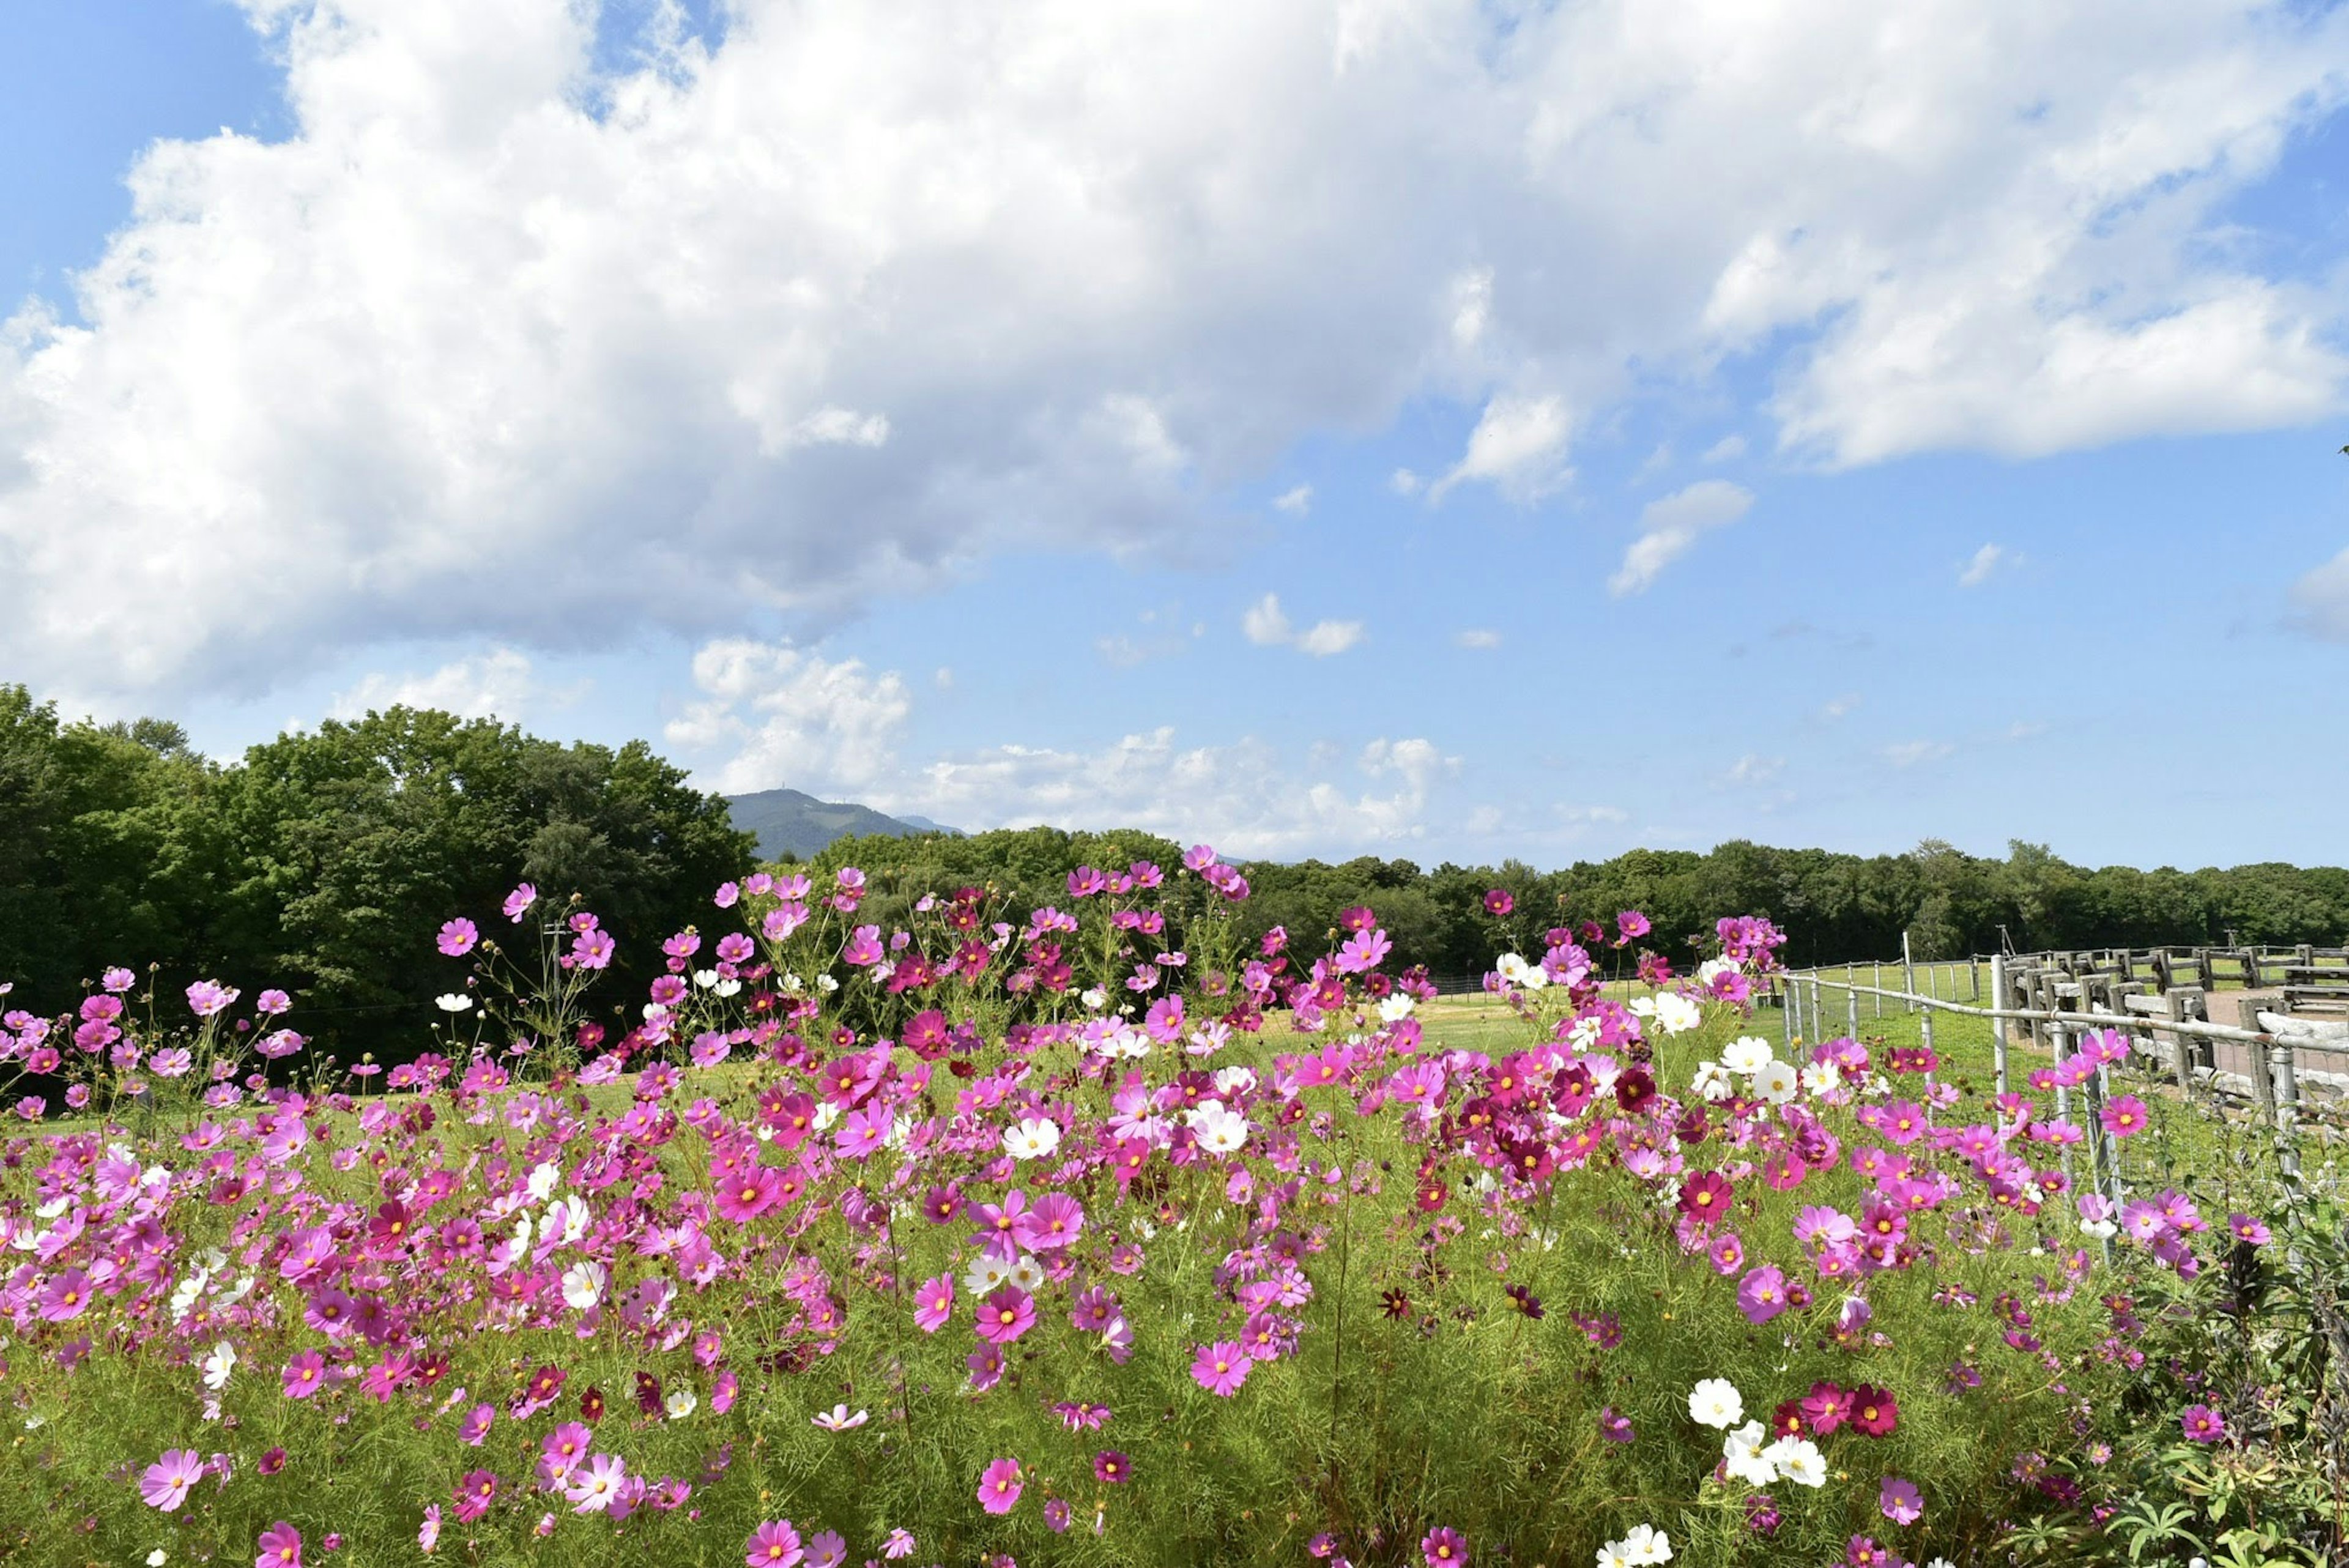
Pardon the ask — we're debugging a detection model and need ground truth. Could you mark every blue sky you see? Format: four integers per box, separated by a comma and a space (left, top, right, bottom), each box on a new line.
3, 0, 2345, 870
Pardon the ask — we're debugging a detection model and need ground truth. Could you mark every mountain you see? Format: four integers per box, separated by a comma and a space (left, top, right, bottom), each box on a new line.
723, 787, 959, 861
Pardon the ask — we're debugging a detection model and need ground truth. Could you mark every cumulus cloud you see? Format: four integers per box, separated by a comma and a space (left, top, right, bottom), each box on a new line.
1701, 434, 1747, 463
1272, 483, 1313, 515
1958, 543, 2008, 587
904, 729, 1455, 855
1241, 593, 1365, 656
1718, 752, 1785, 786
1430, 393, 1573, 502
6, 0, 2348, 699
329, 646, 582, 723
1609, 480, 1754, 595
2290, 545, 2349, 642
666, 634, 1444, 851
664, 638, 913, 797
1882, 739, 1956, 768
1455, 628, 1501, 648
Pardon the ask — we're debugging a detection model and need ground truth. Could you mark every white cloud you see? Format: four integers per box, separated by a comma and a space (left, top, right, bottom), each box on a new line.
1272, 483, 1314, 515
330, 645, 582, 723
1389, 468, 1423, 496
1241, 592, 1364, 656
6, 0, 2348, 699
1719, 752, 1785, 786
1430, 392, 1573, 502
1609, 479, 1753, 595
1817, 692, 1861, 722
905, 729, 1455, 855
1701, 434, 1747, 463
1455, 628, 1501, 648
665, 638, 912, 796
2289, 545, 2349, 642
1882, 739, 1955, 768
1958, 542, 2007, 587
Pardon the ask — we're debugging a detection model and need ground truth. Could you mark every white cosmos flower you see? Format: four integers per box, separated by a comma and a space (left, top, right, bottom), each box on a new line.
435, 994, 473, 1013
1753, 1060, 1799, 1105
714, 976, 741, 998
2081, 1217, 2119, 1240
201, 1341, 237, 1391
815, 973, 840, 994
963, 1255, 1012, 1296
1619, 1523, 1672, 1564
1690, 1061, 1733, 1101
1764, 1435, 1826, 1487
560, 1260, 607, 1310
1722, 1036, 1774, 1075
1651, 992, 1702, 1034
1008, 1254, 1046, 1293
1377, 994, 1416, 1021
1721, 1421, 1775, 1485
693, 968, 720, 989
1191, 1106, 1249, 1156
1211, 1065, 1257, 1096
1494, 953, 1533, 986
664, 1388, 697, 1419
1004, 1117, 1062, 1161
811, 1101, 842, 1132
811, 1403, 869, 1431
1687, 1378, 1744, 1429
526, 1162, 560, 1201
1082, 986, 1108, 1010
1801, 1064, 1839, 1097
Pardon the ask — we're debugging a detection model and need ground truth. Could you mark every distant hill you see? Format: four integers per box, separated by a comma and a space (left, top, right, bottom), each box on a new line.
724, 787, 958, 861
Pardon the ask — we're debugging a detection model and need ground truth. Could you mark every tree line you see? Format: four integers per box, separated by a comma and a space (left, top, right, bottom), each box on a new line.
6, 683, 2343, 1062
809, 828, 2349, 985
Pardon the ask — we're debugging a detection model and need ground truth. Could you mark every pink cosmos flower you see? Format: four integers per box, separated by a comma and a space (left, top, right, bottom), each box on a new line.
453, 1470, 499, 1523
565, 1452, 627, 1512
187, 979, 239, 1017
1190, 1340, 1253, 1397
1483, 889, 1513, 916
746, 1520, 805, 1567
1879, 1476, 1923, 1525
977, 1457, 1024, 1515
256, 1522, 303, 1568
803, 1531, 847, 1568
459, 1402, 495, 1446
256, 988, 292, 1014
38, 1268, 93, 1321
2230, 1213, 2273, 1246
437, 918, 478, 957
418, 1503, 442, 1553
283, 1350, 327, 1399
976, 1285, 1037, 1344
1422, 1526, 1470, 1566
2181, 1403, 2227, 1443
1736, 1264, 1789, 1325
912, 1274, 954, 1333
141, 1447, 206, 1511
504, 883, 538, 921
883, 1529, 916, 1559
2100, 1095, 2150, 1138
714, 1165, 787, 1223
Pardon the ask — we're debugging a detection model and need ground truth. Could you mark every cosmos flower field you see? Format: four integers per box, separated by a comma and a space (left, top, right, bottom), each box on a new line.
0, 851, 2300, 1566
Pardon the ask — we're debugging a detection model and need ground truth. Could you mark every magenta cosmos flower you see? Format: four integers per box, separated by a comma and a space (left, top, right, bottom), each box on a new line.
912, 1275, 954, 1334
2181, 1403, 2228, 1443
283, 1350, 327, 1399
975, 1285, 1037, 1345
141, 1448, 206, 1511
977, 1458, 1024, 1515
1422, 1525, 1470, 1566
1093, 1449, 1132, 1485
437, 918, 478, 957
1879, 1476, 1923, 1525
2099, 1095, 2150, 1138
1483, 889, 1513, 916
256, 1522, 303, 1568
745, 1519, 804, 1567
1191, 1340, 1253, 1397
1736, 1264, 1789, 1325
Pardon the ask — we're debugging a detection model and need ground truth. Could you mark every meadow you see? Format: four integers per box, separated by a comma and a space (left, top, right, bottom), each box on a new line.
0, 858, 2337, 1568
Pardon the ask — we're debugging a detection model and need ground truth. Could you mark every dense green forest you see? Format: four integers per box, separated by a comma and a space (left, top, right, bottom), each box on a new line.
6, 683, 2345, 1061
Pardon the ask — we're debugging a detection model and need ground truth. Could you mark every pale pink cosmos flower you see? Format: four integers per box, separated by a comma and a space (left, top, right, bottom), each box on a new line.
141, 1447, 205, 1510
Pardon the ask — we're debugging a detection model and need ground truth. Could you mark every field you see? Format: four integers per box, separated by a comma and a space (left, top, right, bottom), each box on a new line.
0, 872, 2338, 1568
